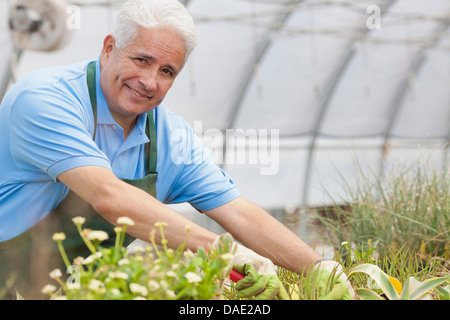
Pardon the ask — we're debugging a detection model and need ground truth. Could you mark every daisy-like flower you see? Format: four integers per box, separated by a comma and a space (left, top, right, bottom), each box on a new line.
49, 268, 62, 279
41, 284, 57, 295
86, 230, 109, 242
148, 280, 160, 291
117, 217, 135, 226
166, 271, 177, 278
129, 283, 148, 296
118, 258, 130, 266
82, 252, 102, 265
109, 271, 129, 280
72, 216, 86, 226
166, 290, 176, 299
88, 279, 105, 292
73, 256, 84, 266
52, 232, 66, 241
110, 288, 121, 296
183, 250, 195, 259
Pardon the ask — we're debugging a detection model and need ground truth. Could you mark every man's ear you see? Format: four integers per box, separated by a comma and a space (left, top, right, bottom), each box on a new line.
101, 34, 116, 62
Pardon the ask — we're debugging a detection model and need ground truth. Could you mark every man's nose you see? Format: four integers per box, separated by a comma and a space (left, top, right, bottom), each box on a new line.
139, 68, 158, 92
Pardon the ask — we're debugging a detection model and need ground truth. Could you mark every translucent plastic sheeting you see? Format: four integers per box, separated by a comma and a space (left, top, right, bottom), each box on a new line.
1, 0, 449, 211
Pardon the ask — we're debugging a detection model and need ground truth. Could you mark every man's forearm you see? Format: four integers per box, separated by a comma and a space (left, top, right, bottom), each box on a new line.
58, 166, 218, 251
204, 197, 322, 274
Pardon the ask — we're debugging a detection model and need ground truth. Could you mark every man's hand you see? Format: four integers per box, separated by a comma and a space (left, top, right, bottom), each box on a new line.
213, 236, 289, 300
233, 264, 290, 300
311, 259, 355, 300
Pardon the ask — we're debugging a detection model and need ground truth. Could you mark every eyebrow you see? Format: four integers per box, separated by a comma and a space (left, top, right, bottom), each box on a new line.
136, 53, 180, 76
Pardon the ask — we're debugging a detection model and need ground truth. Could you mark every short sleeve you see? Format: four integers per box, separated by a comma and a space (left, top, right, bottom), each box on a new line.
165, 124, 240, 211
9, 87, 111, 181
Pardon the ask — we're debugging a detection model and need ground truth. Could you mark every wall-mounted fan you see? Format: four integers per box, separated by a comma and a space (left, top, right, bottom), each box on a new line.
9, 0, 70, 52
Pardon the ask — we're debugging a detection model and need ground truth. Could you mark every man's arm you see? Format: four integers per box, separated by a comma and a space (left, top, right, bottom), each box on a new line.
57, 165, 218, 251
204, 196, 323, 274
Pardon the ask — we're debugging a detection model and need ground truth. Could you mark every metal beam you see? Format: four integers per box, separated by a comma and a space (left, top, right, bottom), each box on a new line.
379, 21, 450, 174
221, 0, 305, 168
300, 0, 397, 209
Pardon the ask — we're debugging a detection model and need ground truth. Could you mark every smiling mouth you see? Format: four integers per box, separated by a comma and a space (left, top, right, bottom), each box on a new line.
126, 84, 151, 100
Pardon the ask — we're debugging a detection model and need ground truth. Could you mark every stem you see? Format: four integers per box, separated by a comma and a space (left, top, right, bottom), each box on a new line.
57, 240, 71, 269
76, 225, 97, 254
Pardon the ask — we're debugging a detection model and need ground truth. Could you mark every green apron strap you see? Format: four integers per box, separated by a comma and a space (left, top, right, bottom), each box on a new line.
87, 62, 98, 140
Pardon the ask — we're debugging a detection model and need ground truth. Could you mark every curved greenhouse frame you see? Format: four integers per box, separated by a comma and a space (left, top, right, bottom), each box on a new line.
1, 0, 449, 212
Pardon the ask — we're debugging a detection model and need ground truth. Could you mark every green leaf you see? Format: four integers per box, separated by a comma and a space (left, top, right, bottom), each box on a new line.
16, 291, 24, 300
409, 277, 448, 300
399, 277, 410, 300
349, 264, 400, 300
434, 285, 450, 300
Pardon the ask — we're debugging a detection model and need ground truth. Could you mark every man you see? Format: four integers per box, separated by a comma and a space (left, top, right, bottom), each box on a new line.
0, 0, 354, 300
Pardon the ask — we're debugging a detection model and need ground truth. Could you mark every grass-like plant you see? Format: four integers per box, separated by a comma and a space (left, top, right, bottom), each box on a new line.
269, 241, 448, 300
45, 216, 235, 300
312, 160, 450, 257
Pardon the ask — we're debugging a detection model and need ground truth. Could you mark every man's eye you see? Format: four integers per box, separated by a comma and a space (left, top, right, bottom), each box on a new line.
162, 69, 174, 77
135, 58, 147, 64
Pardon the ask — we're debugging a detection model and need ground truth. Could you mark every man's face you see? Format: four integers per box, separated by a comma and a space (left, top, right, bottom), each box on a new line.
100, 27, 186, 124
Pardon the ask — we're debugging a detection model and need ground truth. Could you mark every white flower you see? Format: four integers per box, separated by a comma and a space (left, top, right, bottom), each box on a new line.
41, 284, 57, 295
166, 290, 176, 299
88, 279, 105, 291
171, 263, 180, 270
129, 283, 148, 296
110, 288, 121, 296
118, 258, 130, 266
73, 256, 84, 266
67, 282, 81, 290
184, 272, 202, 284
117, 217, 135, 226
52, 233, 66, 241
148, 280, 160, 291
160, 280, 169, 289
86, 230, 109, 242
82, 252, 102, 265
72, 216, 86, 225
166, 271, 177, 278
49, 268, 62, 279
109, 271, 129, 280
183, 250, 195, 259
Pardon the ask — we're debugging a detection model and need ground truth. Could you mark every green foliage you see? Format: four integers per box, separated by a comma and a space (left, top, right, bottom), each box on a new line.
348, 263, 449, 300
313, 161, 450, 257
46, 217, 235, 300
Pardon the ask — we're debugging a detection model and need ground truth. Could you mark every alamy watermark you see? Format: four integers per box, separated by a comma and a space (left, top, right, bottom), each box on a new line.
66, 5, 81, 30
170, 121, 280, 176
367, 5, 381, 30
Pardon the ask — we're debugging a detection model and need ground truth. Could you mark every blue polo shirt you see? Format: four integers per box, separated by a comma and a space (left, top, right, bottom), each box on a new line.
0, 58, 240, 241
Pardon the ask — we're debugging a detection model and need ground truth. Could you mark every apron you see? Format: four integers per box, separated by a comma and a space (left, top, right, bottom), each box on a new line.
0, 61, 158, 299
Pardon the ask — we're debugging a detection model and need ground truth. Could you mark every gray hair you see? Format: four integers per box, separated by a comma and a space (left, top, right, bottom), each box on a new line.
110, 0, 198, 62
